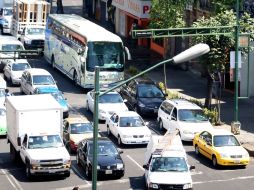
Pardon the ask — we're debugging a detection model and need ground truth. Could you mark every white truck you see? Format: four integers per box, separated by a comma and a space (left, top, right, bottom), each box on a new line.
143, 130, 195, 190
11, 0, 50, 39
0, 0, 13, 35
6, 94, 71, 179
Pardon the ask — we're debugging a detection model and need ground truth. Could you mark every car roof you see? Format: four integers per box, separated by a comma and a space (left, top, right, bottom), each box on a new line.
86, 137, 111, 143
133, 77, 155, 85
113, 111, 140, 117
164, 99, 202, 109
65, 117, 90, 124
205, 128, 233, 136
24, 68, 52, 75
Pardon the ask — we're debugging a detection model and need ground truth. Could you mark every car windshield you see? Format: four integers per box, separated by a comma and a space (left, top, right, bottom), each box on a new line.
178, 109, 208, 122
3, 8, 13, 16
213, 135, 240, 147
51, 91, 64, 101
2, 44, 24, 53
151, 157, 188, 172
27, 28, 45, 35
12, 63, 30, 71
32, 75, 55, 85
0, 108, 6, 116
119, 116, 145, 127
28, 135, 63, 149
88, 141, 118, 156
138, 84, 164, 98
70, 123, 93, 134
99, 93, 124, 103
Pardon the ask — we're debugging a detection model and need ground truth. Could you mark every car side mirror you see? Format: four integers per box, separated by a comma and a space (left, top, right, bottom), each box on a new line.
171, 116, 176, 121
145, 121, 149, 126
143, 164, 149, 170
190, 165, 195, 170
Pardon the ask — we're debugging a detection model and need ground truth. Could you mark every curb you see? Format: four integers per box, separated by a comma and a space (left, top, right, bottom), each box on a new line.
242, 143, 254, 157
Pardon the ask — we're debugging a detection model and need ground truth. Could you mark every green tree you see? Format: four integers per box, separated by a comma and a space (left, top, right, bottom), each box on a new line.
192, 10, 254, 109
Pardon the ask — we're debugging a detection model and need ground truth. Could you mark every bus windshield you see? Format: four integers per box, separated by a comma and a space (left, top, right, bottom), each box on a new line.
86, 42, 124, 72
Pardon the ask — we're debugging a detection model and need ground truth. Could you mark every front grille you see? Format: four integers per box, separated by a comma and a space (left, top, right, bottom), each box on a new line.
230, 155, 242, 158
133, 135, 144, 138
100, 165, 117, 170
31, 40, 44, 46
159, 184, 184, 190
40, 159, 62, 162
40, 163, 63, 167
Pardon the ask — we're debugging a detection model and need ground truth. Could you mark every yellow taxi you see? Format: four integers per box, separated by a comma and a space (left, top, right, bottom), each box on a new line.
193, 128, 249, 167
63, 117, 100, 153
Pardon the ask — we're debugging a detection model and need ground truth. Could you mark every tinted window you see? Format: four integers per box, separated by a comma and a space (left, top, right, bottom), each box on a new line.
178, 109, 208, 122
32, 75, 55, 85
12, 63, 30, 71
119, 116, 145, 127
70, 123, 93, 134
99, 93, 123, 103
137, 84, 164, 98
88, 141, 118, 155
213, 135, 240, 147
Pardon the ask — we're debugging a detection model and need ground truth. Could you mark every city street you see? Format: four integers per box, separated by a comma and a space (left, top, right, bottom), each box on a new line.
0, 57, 254, 190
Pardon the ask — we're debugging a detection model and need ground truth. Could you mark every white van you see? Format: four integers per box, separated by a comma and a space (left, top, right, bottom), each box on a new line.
157, 99, 213, 141
0, 36, 25, 71
143, 130, 195, 190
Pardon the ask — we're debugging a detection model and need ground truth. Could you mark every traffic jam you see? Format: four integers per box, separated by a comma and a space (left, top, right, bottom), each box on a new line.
0, 0, 253, 190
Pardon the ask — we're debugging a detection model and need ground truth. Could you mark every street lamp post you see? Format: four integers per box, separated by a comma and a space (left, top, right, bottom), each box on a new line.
91, 43, 210, 190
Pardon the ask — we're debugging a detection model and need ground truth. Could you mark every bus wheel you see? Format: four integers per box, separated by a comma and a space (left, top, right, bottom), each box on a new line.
51, 56, 56, 69
73, 71, 78, 86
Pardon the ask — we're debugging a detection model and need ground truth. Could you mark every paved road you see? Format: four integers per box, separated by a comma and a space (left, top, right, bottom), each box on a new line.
0, 56, 254, 190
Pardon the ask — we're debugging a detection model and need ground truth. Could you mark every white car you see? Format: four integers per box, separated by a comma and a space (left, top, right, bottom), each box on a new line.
86, 90, 128, 120
157, 99, 213, 141
20, 68, 58, 95
3, 59, 31, 85
105, 111, 151, 146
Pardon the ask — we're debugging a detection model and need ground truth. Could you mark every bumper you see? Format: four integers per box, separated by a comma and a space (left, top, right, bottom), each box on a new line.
97, 169, 124, 177
3, 28, 11, 33
121, 137, 150, 144
139, 106, 158, 115
30, 164, 71, 175
180, 133, 195, 141
217, 158, 249, 166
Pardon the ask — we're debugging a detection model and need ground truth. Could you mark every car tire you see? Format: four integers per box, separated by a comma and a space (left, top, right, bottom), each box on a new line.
195, 145, 200, 155
107, 125, 111, 136
85, 165, 91, 179
212, 155, 218, 168
159, 119, 164, 131
86, 101, 90, 112
26, 162, 32, 180
51, 56, 56, 69
76, 154, 80, 166
73, 71, 78, 86
64, 171, 70, 178
118, 135, 122, 146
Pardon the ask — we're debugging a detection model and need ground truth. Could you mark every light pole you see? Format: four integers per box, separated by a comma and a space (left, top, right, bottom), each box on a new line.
91, 43, 210, 190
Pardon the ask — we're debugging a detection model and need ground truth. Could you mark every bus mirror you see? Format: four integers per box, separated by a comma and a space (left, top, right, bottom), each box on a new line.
124, 46, 131, 60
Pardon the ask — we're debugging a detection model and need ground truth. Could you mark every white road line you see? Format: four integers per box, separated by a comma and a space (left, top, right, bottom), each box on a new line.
71, 165, 91, 185
126, 155, 145, 171
0, 169, 18, 190
193, 175, 254, 185
191, 170, 203, 175
9, 172, 23, 190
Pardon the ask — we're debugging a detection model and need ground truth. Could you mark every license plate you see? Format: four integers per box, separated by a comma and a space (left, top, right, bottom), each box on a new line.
234, 160, 240, 164
105, 170, 112, 174
49, 170, 56, 173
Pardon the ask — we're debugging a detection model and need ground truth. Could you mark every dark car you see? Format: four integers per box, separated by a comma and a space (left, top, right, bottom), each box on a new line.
119, 78, 166, 116
76, 137, 125, 179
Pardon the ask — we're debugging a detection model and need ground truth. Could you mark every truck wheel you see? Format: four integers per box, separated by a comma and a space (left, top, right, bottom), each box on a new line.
26, 162, 32, 180
212, 155, 218, 168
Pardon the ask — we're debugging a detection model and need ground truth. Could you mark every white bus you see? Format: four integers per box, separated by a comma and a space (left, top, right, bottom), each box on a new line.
44, 14, 131, 88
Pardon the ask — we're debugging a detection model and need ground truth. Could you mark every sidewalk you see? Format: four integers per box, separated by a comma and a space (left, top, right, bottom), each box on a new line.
55, 0, 254, 157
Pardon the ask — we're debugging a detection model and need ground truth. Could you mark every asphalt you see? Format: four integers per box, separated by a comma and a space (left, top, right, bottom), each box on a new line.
55, 0, 254, 157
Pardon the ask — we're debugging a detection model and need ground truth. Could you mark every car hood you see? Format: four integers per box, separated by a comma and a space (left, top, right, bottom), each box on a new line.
70, 133, 94, 144
27, 147, 70, 160
118, 126, 151, 136
214, 146, 249, 156
99, 103, 128, 113
139, 97, 164, 108
11, 71, 23, 78
25, 34, 45, 41
33, 84, 58, 90
148, 171, 192, 184
178, 121, 213, 133
89, 154, 123, 166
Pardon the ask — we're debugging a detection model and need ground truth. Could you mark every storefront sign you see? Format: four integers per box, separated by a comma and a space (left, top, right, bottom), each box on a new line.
111, 0, 151, 18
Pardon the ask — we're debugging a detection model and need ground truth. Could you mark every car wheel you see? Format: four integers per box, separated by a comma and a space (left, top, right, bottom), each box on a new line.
85, 165, 91, 179
67, 143, 72, 154
73, 71, 78, 86
76, 154, 80, 166
159, 119, 164, 131
86, 101, 90, 112
118, 135, 122, 146
51, 56, 56, 69
107, 125, 111, 136
26, 162, 32, 180
195, 145, 200, 155
212, 155, 218, 168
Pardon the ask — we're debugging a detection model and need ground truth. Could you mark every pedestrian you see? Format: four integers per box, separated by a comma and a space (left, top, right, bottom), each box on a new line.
56, 0, 64, 14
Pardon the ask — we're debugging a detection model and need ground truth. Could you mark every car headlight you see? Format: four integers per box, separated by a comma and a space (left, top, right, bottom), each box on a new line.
220, 153, 230, 158
145, 134, 151, 137
183, 130, 193, 134
183, 183, 192, 189
122, 135, 132, 138
63, 159, 71, 165
25, 39, 32, 44
116, 163, 124, 169
30, 160, 40, 165
149, 183, 158, 189
97, 165, 100, 169
138, 102, 145, 107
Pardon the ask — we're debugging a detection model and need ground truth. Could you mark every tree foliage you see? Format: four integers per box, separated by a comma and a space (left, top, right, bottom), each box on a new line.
149, 0, 192, 28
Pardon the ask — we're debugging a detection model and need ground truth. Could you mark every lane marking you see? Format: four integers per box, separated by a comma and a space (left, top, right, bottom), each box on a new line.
126, 155, 145, 171
0, 169, 18, 190
193, 175, 254, 185
9, 172, 23, 190
191, 170, 203, 175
